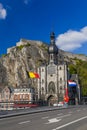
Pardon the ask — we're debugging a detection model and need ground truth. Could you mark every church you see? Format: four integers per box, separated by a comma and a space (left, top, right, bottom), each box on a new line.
37, 32, 69, 105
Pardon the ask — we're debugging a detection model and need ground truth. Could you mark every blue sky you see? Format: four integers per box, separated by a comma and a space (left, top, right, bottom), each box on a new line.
0, 0, 87, 55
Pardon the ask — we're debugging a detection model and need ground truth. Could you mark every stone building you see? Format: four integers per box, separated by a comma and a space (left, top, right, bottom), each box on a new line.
37, 32, 68, 105
0, 86, 14, 110
0, 84, 35, 110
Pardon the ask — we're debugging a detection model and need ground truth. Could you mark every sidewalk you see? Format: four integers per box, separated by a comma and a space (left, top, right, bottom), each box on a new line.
0, 105, 69, 119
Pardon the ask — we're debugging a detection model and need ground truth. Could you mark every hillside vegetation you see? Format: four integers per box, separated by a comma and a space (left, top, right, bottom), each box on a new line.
69, 58, 87, 96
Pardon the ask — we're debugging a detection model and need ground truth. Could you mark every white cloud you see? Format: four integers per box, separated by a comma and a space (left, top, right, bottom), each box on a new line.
56, 26, 87, 51
0, 3, 7, 19
24, 0, 30, 5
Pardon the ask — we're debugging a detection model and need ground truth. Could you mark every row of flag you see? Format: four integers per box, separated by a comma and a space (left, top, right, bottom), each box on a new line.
26, 72, 77, 88
26, 72, 76, 103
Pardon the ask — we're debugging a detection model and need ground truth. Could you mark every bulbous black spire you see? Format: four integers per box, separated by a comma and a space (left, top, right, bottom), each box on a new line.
48, 32, 58, 54
50, 32, 55, 44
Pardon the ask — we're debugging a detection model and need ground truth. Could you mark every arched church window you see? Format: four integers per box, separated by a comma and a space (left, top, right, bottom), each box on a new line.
60, 78, 62, 83
42, 68, 44, 72
51, 55, 52, 60
50, 55, 53, 60
60, 78, 62, 80
60, 86, 63, 96
60, 86, 62, 90
42, 87, 44, 91
42, 87, 44, 95
48, 81, 55, 94
60, 67, 61, 70
42, 79, 44, 84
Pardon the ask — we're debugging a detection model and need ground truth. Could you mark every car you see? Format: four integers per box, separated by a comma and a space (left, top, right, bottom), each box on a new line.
53, 102, 64, 107
53, 103, 58, 106
58, 102, 64, 107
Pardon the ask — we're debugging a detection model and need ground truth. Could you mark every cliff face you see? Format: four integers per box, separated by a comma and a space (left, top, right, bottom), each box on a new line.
0, 39, 48, 87
0, 39, 87, 87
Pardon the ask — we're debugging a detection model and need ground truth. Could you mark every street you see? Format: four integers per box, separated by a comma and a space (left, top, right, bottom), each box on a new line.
0, 105, 87, 130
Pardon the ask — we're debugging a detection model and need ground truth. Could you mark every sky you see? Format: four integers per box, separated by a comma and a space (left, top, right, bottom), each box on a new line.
0, 0, 87, 55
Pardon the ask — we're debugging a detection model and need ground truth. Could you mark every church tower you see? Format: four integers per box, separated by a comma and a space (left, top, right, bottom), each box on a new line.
48, 32, 58, 64
37, 32, 68, 105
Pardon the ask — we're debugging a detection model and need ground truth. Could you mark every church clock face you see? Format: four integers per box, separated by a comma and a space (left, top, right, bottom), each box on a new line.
48, 81, 55, 94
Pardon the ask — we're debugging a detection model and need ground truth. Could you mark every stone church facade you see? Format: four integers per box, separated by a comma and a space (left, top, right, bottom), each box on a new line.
37, 32, 68, 104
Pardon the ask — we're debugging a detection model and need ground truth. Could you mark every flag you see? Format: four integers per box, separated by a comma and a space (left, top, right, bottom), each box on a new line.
68, 80, 77, 87
26, 71, 40, 78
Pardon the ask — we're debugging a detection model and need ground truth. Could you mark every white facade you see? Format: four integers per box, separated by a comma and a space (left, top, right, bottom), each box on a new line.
37, 32, 68, 104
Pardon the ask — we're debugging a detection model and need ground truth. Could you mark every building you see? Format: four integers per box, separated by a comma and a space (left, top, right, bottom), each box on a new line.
14, 86, 35, 103
0, 84, 35, 110
37, 32, 68, 105
12, 84, 35, 108
0, 86, 14, 110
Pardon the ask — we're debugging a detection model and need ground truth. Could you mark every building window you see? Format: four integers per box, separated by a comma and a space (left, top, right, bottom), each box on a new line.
60, 67, 61, 70
14, 95, 18, 100
60, 78, 62, 83
23, 95, 25, 99
60, 78, 62, 81
42, 69, 44, 72
30, 89, 31, 93
60, 86, 62, 90
20, 94, 22, 99
25, 94, 29, 99
42, 87, 44, 92
50, 55, 53, 60
6, 95, 8, 99
42, 79, 44, 84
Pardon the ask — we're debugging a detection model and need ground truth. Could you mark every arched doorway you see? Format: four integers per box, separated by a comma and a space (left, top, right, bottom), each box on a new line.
47, 95, 57, 106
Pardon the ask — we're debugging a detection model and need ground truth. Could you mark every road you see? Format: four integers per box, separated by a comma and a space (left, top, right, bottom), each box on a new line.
0, 105, 87, 130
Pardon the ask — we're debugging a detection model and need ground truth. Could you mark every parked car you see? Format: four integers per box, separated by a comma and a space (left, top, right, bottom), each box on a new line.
53, 102, 64, 107
58, 102, 64, 107
53, 103, 58, 106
